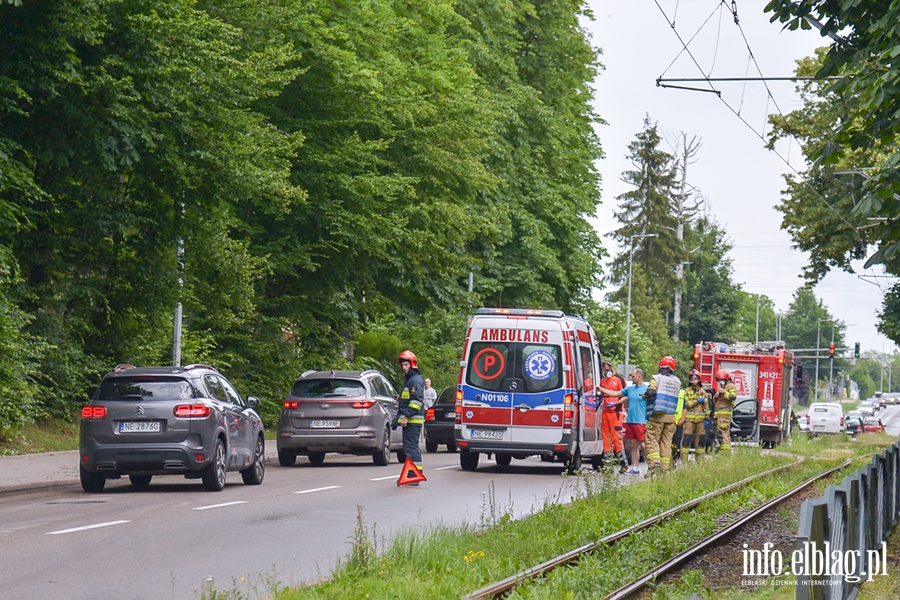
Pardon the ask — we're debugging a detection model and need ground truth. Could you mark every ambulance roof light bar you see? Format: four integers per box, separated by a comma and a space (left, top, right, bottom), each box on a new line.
475, 308, 565, 318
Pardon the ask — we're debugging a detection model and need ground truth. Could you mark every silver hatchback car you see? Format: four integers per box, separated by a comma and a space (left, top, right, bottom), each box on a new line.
79, 364, 265, 492
276, 370, 405, 466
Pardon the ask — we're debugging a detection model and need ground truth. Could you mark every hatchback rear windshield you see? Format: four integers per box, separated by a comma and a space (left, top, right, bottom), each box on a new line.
465, 342, 562, 393
291, 379, 366, 398
96, 377, 197, 401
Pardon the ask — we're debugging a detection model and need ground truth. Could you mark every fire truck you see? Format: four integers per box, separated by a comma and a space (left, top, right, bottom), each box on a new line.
693, 340, 796, 448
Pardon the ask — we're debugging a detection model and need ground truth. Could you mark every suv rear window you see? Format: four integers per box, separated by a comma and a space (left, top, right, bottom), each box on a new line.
291, 378, 366, 398
96, 377, 196, 401
465, 342, 562, 393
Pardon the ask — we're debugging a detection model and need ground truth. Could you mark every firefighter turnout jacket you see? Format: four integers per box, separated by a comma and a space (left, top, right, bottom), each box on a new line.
399, 368, 425, 425
683, 385, 708, 422
713, 381, 737, 417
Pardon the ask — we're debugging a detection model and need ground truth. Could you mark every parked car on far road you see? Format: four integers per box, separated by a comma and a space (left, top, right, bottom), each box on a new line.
277, 370, 405, 466
79, 364, 266, 493
861, 417, 885, 434
805, 402, 844, 434
857, 401, 876, 417
845, 413, 862, 436
424, 386, 458, 453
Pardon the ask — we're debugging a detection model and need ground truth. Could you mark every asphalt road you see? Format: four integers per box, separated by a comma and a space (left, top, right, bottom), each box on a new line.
0, 450, 591, 600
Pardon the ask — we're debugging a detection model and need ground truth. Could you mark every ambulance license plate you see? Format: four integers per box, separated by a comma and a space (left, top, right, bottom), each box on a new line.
470, 428, 503, 439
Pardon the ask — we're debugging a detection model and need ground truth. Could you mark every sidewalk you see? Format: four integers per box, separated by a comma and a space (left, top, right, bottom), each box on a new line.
0, 446, 282, 494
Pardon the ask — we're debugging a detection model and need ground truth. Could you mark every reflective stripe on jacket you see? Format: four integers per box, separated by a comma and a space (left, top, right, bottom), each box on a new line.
645, 373, 681, 415
400, 369, 426, 424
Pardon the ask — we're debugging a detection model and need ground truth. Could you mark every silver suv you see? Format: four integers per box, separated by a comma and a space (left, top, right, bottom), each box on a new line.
277, 370, 405, 466
79, 364, 265, 492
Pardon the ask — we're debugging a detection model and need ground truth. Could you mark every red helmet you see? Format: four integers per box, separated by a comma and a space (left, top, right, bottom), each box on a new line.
659, 356, 676, 371
398, 350, 418, 369
716, 369, 731, 381
689, 369, 701, 381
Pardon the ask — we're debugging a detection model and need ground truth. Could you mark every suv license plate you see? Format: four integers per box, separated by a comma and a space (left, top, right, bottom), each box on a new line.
311, 420, 340, 429
120, 421, 161, 433
471, 429, 503, 439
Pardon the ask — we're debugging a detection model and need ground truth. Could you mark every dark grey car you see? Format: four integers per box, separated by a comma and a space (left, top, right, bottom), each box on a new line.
79, 364, 265, 492
276, 370, 405, 466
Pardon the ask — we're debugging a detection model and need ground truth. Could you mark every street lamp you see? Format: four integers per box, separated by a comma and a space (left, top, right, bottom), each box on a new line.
625, 233, 657, 374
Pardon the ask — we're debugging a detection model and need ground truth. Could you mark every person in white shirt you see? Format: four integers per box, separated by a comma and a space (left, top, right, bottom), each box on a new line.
423, 378, 438, 410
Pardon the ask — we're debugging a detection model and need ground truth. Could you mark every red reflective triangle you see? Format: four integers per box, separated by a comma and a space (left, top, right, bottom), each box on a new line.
397, 457, 427, 486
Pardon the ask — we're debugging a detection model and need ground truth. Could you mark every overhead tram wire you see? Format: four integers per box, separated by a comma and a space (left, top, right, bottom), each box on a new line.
650, 0, 865, 249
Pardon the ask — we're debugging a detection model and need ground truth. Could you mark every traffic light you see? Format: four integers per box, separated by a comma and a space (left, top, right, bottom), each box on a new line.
829, 343, 835, 359
854, 342, 860, 358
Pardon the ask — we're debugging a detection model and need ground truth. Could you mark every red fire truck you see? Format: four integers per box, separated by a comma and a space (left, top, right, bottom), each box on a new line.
693, 341, 796, 447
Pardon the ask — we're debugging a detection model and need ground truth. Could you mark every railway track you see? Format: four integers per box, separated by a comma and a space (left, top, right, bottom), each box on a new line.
464, 456, 851, 600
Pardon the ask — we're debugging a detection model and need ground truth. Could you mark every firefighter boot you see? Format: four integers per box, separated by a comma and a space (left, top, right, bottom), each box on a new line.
617, 450, 628, 474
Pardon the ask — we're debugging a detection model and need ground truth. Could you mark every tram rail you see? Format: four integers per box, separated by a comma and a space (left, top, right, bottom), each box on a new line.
464, 456, 851, 600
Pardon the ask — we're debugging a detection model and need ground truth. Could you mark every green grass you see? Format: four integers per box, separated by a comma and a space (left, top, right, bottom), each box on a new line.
260, 450, 827, 599
0, 416, 80, 455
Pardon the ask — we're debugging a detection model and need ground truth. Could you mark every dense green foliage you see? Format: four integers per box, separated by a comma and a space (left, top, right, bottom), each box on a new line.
765, 2, 900, 343
0, 0, 603, 437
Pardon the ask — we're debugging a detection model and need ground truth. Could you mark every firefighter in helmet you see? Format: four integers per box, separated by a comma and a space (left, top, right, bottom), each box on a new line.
713, 369, 737, 453
397, 350, 425, 477
680, 369, 708, 461
642, 356, 681, 477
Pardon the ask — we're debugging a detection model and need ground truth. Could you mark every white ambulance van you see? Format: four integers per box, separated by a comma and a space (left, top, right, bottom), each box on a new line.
454, 308, 605, 472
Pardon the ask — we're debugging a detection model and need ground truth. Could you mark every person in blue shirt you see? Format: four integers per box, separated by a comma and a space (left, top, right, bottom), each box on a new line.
599, 367, 648, 475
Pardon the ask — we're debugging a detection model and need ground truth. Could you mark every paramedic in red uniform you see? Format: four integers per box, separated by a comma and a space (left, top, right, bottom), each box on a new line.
597, 360, 628, 473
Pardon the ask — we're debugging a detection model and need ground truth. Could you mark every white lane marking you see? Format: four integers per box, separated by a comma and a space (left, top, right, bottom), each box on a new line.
294, 485, 340, 494
370, 475, 397, 481
193, 501, 248, 511
47, 520, 130, 535
435, 465, 459, 471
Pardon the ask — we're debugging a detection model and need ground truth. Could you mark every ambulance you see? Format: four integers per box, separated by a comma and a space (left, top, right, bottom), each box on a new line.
694, 340, 796, 447
454, 308, 605, 472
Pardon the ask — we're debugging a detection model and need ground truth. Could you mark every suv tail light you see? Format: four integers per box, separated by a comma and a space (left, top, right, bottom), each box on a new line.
284, 400, 300, 409
425, 408, 435, 421
351, 400, 375, 409
81, 406, 107, 419
174, 404, 211, 418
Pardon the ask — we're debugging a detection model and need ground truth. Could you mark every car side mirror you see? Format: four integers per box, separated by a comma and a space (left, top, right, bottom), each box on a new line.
247, 396, 260, 408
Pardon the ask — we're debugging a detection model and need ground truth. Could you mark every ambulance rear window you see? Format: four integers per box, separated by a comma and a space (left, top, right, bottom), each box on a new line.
466, 342, 562, 393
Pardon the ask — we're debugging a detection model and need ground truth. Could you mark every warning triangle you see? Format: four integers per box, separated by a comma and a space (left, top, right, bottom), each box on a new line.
397, 457, 427, 486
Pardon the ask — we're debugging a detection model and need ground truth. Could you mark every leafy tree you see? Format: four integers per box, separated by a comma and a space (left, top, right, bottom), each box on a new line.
765, 3, 900, 342
678, 217, 742, 344
729, 292, 778, 344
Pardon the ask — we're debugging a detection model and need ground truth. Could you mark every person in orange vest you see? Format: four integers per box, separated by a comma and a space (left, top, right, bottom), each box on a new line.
597, 360, 628, 473
713, 369, 737, 453
680, 369, 708, 462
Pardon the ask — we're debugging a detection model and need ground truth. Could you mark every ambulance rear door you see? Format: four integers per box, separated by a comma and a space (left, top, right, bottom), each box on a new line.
459, 316, 567, 445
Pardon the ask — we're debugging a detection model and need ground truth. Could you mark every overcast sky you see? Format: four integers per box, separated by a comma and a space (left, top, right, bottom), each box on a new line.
583, 0, 895, 362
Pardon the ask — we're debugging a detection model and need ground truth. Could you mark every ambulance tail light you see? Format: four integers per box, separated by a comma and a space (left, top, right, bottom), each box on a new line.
563, 393, 574, 427
455, 389, 463, 425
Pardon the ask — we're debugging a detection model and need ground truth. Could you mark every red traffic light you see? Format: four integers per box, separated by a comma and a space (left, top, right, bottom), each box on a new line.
829, 343, 835, 358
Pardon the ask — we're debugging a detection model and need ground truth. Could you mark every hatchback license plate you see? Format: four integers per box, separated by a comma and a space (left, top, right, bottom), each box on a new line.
470, 428, 503, 439
311, 420, 340, 429
120, 421, 161, 433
